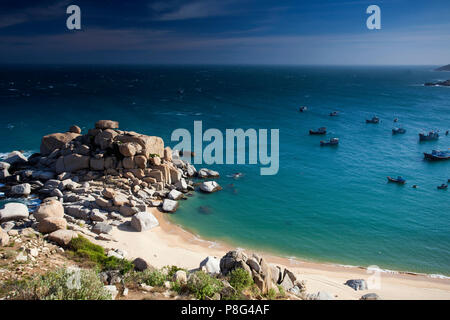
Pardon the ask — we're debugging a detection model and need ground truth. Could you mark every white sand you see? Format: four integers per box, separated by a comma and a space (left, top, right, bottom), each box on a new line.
109, 208, 450, 300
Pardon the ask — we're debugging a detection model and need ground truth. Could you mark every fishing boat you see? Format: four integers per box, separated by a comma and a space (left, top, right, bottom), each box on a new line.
309, 127, 327, 135
423, 150, 450, 161
320, 138, 339, 146
299, 106, 307, 112
329, 111, 339, 117
387, 176, 406, 184
437, 184, 448, 190
366, 116, 380, 124
419, 131, 439, 141
392, 128, 406, 134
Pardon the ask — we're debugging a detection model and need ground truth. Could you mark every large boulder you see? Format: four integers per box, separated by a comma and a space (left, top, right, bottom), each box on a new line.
360, 293, 380, 300
131, 212, 159, 232
37, 217, 67, 234
95, 120, 119, 130
48, 229, 78, 246
199, 181, 222, 193
94, 129, 118, 150
92, 222, 113, 235
198, 168, 220, 179
162, 199, 178, 213
10, 183, 31, 196
33, 199, 64, 222
220, 250, 249, 275
167, 189, 183, 200
345, 279, 368, 291
133, 257, 150, 271
40, 132, 80, 155
116, 133, 164, 159
200, 256, 221, 274
56, 154, 90, 173
0, 202, 29, 222
119, 143, 141, 157
2, 151, 28, 165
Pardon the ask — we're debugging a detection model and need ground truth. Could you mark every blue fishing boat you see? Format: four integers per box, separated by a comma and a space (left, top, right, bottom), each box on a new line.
309, 127, 327, 135
392, 128, 406, 134
419, 131, 439, 141
387, 176, 406, 184
424, 150, 450, 161
320, 138, 339, 146
366, 116, 380, 124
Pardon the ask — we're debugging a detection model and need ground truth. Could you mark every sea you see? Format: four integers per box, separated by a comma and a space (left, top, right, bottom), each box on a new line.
0, 65, 449, 276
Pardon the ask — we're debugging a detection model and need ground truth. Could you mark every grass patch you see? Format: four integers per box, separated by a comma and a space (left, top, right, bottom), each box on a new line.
3, 268, 112, 300
68, 236, 133, 274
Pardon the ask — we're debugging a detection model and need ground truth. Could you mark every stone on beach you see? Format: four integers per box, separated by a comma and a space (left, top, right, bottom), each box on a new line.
2, 151, 28, 165
10, 183, 31, 196
162, 199, 178, 213
133, 257, 150, 271
199, 256, 221, 274
33, 199, 64, 222
345, 279, 368, 291
199, 181, 222, 193
92, 222, 113, 235
131, 211, 159, 232
0, 202, 29, 222
360, 293, 380, 300
167, 189, 183, 200
37, 217, 67, 234
48, 229, 78, 246
0, 227, 10, 246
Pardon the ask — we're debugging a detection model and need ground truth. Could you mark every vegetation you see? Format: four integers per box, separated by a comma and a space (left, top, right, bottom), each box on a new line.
5, 268, 112, 300
228, 268, 253, 292
68, 236, 133, 274
186, 271, 223, 300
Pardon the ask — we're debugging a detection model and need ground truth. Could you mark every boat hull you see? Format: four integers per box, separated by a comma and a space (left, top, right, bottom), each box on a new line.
424, 153, 450, 161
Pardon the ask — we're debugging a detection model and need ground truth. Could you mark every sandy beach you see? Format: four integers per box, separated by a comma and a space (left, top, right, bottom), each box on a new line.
109, 208, 450, 300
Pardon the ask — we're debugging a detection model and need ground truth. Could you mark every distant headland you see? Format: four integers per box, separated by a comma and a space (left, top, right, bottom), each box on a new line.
435, 64, 450, 71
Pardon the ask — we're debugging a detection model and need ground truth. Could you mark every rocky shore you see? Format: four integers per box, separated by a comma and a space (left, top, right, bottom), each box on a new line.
424, 79, 450, 86
0, 120, 312, 300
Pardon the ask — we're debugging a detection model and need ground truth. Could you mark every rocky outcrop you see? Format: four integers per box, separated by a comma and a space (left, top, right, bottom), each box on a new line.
40, 131, 80, 155
131, 212, 159, 231
0, 202, 29, 222
2, 151, 28, 166
424, 80, 450, 87
199, 181, 222, 193
200, 256, 221, 274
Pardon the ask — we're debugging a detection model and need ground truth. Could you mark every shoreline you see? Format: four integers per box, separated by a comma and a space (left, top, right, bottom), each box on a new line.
109, 207, 450, 300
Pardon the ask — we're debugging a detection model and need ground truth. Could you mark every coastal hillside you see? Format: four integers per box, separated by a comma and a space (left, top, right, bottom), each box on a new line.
0, 120, 329, 300
435, 64, 450, 71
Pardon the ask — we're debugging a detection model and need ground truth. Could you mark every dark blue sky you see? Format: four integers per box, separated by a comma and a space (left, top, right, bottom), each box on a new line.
0, 0, 449, 64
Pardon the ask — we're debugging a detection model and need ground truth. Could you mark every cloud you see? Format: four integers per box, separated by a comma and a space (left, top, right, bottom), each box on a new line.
150, 0, 236, 21
0, 0, 71, 29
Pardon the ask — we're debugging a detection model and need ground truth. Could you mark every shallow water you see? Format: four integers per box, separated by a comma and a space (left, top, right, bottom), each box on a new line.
0, 65, 449, 275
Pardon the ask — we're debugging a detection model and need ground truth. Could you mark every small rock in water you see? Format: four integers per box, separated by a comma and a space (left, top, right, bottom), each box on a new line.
198, 206, 213, 215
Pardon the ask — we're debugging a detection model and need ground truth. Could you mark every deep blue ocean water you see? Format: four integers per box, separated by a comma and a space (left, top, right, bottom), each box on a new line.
0, 65, 449, 275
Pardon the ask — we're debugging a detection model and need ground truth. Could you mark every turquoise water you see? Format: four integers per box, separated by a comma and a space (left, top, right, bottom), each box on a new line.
1, 65, 449, 275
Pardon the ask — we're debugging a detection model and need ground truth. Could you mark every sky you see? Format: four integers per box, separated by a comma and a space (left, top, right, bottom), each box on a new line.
0, 0, 449, 65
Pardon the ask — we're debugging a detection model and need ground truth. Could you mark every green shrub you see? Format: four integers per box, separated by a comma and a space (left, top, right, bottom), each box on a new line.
186, 271, 223, 300
7, 268, 112, 300
228, 268, 253, 292
266, 288, 277, 300
68, 236, 133, 274
164, 265, 186, 280
125, 269, 166, 287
